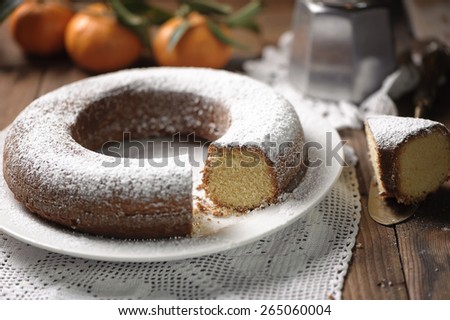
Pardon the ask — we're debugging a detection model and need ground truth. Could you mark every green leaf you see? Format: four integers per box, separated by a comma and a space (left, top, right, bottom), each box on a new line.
144, 6, 173, 25
168, 19, 191, 52
207, 20, 248, 49
120, 0, 173, 25
233, 19, 260, 33
227, 0, 262, 32
176, 4, 191, 18
108, 0, 152, 55
109, 0, 147, 26
0, 0, 23, 23
180, 0, 232, 16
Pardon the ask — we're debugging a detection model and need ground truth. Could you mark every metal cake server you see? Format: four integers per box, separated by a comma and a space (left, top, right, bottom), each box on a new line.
368, 178, 418, 226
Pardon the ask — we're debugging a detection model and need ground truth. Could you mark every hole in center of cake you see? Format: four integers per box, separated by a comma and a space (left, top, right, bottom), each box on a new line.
70, 87, 231, 152
100, 134, 208, 161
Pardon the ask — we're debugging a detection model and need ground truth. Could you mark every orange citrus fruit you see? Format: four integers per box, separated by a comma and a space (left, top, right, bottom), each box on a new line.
9, 0, 73, 56
64, 3, 142, 73
153, 12, 232, 69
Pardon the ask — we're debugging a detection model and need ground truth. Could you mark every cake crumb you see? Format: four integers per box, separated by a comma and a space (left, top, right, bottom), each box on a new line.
377, 279, 387, 288
195, 197, 246, 217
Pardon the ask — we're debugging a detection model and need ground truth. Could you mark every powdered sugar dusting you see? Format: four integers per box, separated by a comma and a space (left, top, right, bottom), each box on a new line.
3, 68, 303, 234
366, 115, 447, 150
0, 104, 344, 261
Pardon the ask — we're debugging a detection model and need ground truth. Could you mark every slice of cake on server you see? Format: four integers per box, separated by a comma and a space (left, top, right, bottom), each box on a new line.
365, 115, 450, 205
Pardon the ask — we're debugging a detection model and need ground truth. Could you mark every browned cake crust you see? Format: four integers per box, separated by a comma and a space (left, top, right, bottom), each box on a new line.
3, 68, 306, 238
365, 116, 450, 204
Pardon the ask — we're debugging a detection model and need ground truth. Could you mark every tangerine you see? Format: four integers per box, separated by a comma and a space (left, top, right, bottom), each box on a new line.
153, 12, 232, 69
9, 0, 73, 56
64, 3, 142, 73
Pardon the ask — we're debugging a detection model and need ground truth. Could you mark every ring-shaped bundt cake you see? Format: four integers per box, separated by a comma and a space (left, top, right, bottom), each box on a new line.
3, 68, 306, 238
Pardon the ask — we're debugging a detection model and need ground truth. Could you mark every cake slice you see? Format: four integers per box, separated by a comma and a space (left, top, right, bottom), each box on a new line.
365, 115, 450, 204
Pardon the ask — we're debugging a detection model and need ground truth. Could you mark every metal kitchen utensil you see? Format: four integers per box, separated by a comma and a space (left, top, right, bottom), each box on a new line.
289, 0, 396, 103
368, 178, 417, 226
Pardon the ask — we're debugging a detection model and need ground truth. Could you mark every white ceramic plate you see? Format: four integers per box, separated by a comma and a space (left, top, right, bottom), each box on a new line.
0, 107, 343, 262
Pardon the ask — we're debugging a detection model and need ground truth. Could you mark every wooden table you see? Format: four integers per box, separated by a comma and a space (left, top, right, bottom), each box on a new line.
1, 0, 449, 299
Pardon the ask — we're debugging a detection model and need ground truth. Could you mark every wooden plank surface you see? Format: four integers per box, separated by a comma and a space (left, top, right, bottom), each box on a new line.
394, 79, 450, 299
397, 189, 450, 299
341, 130, 409, 299
38, 60, 87, 95
0, 24, 44, 129
0, 66, 43, 129
1, 0, 450, 300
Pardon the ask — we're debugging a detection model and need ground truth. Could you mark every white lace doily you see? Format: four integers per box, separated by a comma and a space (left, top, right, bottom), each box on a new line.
0, 166, 360, 300
1, 33, 367, 299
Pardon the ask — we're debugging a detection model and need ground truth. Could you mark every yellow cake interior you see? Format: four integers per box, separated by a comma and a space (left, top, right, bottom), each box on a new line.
397, 132, 450, 201
204, 148, 276, 210
366, 123, 450, 203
